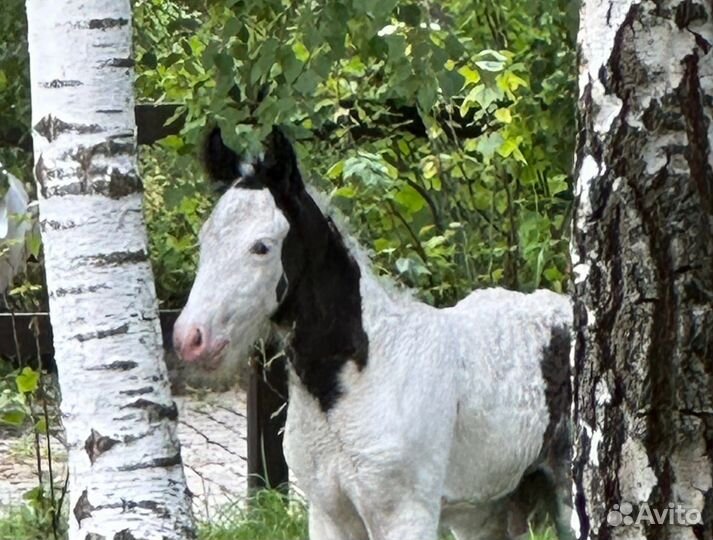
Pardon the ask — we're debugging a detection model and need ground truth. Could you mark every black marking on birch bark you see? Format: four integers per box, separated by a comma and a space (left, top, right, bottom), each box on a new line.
675, 0, 709, 28
90, 139, 135, 156
34, 115, 102, 143
41, 79, 83, 88
85, 534, 106, 540
117, 453, 182, 472
53, 284, 109, 297
74, 489, 94, 524
608, 3, 641, 100
84, 429, 119, 464
86, 249, 148, 267
86, 360, 138, 371
49, 170, 143, 200
40, 218, 77, 232
88, 18, 129, 30
96, 109, 123, 114
122, 499, 170, 517
34, 154, 48, 193
124, 399, 178, 422
67, 141, 142, 199
74, 323, 130, 342
120, 386, 153, 397
33, 140, 140, 199
112, 531, 136, 540
679, 54, 713, 215
102, 58, 135, 68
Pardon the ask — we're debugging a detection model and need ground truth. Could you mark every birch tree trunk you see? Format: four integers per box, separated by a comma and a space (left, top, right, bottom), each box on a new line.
572, 1, 713, 540
25, 1, 195, 538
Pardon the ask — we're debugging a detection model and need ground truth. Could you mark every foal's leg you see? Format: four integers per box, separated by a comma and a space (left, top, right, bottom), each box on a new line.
309, 504, 368, 540
442, 500, 511, 540
359, 499, 441, 540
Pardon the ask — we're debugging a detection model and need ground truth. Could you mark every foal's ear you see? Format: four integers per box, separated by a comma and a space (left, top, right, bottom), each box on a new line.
260, 126, 304, 195
203, 127, 242, 184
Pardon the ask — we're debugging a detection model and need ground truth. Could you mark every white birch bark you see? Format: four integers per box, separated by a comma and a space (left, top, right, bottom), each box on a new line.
572, 1, 713, 540
25, 1, 195, 538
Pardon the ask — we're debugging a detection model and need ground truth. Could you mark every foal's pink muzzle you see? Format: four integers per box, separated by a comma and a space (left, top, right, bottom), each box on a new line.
173, 319, 228, 366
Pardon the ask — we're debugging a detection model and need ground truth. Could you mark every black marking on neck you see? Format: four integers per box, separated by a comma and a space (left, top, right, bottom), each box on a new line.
272, 199, 369, 412
221, 129, 368, 412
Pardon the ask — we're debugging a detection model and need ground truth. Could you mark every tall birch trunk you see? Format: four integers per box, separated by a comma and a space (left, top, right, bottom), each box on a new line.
25, 1, 195, 538
572, 1, 713, 540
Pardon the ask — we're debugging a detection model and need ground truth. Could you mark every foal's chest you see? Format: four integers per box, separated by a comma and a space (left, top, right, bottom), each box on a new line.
283, 381, 362, 509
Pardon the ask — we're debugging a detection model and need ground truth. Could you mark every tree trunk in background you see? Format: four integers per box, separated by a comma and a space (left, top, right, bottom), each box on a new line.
25, 1, 195, 538
571, 2, 713, 540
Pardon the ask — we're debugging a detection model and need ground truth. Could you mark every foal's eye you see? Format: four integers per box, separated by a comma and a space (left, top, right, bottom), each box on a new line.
250, 241, 270, 255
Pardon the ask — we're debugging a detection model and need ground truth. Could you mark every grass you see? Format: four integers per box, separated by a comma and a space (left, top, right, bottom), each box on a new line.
0, 504, 63, 540
0, 490, 558, 540
199, 490, 308, 540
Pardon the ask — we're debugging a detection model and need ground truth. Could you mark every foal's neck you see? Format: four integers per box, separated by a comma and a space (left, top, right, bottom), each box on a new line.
272, 195, 371, 412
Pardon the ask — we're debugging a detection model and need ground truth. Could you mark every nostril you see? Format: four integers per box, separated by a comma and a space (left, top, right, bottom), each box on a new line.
190, 327, 203, 349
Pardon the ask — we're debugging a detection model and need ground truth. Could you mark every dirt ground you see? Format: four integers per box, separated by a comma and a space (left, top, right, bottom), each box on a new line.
0, 390, 249, 521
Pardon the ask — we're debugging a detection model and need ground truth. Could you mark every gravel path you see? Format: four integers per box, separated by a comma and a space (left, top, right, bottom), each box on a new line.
0, 390, 249, 520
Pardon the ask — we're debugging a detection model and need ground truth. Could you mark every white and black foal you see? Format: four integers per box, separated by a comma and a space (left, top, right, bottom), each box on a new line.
173, 128, 574, 540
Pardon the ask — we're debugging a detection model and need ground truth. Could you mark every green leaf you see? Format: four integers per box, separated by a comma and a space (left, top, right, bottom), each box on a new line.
494, 108, 512, 123
475, 60, 505, 72
250, 43, 278, 84
417, 79, 438, 112
26, 231, 41, 259
476, 132, 504, 160
326, 160, 345, 179
458, 66, 480, 85
16, 367, 39, 394
292, 41, 309, 62
35, 416, 47, 434
394, 185, 425, 213
279, 49, 302, 84
223, 16, 241, 39
476, 49, 508, 61
214, 53, 234, 75
548, 175, 569, 195
0, 409, 25, 426
444, 34, 465, 59
140, 52, 157, 70
438, 70, 464, 98
333, 186, 357, 199
399, 4, 421, 26
498, 137, 520, 158
293, 69, 320, 94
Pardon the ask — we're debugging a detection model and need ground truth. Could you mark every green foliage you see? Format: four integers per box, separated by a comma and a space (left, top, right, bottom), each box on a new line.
1, 0, 576, 307
141, 145, 212, 306
0, 368, 30, 427
134, 0, 576, 306
0, 503, 66, 540
0, 1, 32, 182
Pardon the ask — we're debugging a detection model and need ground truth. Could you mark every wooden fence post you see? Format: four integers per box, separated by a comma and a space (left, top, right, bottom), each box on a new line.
247, 341, 289, 493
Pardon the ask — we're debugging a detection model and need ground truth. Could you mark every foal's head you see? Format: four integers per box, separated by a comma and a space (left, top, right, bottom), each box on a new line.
173, 128, 327, 371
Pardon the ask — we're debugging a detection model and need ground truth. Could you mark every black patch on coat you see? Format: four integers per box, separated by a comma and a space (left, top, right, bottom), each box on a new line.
203, 127, 369, 412
537, 324, 572, 468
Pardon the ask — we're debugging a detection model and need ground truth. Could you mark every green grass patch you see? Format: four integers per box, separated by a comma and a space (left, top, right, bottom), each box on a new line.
0, 504, 64, 540
199, 490, 308, 540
